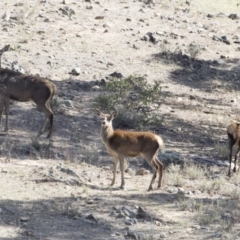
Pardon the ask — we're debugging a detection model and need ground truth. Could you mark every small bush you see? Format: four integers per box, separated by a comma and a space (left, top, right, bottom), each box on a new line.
50, 96, 66, 113
187, 43, 200, 59
222, 186, 240, 199
184, 164, 205, 180
178, 198, 203, 212
199, 177, 226, 193
93, 75, 163, 129
156, 43, 202, 66
167, 163, 181, 173
196, 199, 237, 232
166, 165, 185, 187
215, 142, 229, 159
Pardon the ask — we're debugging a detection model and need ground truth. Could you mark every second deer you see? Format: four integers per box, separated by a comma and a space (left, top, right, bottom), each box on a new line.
227, 122, 240, 176
0, 45, 57, 138
96, 110, 164, 191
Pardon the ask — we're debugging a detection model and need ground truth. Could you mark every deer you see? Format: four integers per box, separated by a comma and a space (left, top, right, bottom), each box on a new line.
227, 122, 240, 176
0, 44, 57, 138
146, 0, 155, 5
0, 44, 10, 71
96, 110, 164, 191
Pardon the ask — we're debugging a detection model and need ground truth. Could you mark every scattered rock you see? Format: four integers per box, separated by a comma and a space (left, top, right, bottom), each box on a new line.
11, 61, 26, 74
212, 35, 230, 44
127, 229, 146, 240
177, 188, 185, 194
124, 218, 137, 225
20, 217, 30, 222
59, 7, 75, 17
159, 151, 185, 166
228, 13, 239, 20
137, 206, 149, 219
167, 187, 178, 194
61, 100, 74, 108
152, 233, 166, 239
95, 16, 104, 19
85, 214, 98, 223
109, 71, 123, 78
207, 14, 213, 18
192, 190, 201, 194
122, 206, 137, 218
135, 168, 150, 175
69, 67, 81, 75
141, 32, 160, 44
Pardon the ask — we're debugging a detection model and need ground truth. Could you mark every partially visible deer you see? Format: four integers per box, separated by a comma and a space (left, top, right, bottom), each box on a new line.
0, 44, 57, 138
96, 110, 164, 191
227, 122, 240, 176
146, 0, 155, 5
0, 44, 10, 71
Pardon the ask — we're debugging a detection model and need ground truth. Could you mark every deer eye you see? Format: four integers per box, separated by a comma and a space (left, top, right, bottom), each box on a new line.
107, 117, 111, 121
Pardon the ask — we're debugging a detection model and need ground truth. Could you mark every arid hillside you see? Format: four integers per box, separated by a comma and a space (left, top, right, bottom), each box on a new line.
0, 0, 240, 239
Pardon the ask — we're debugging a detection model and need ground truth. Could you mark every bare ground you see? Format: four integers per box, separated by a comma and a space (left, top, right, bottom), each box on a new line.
0, 0, 240, 239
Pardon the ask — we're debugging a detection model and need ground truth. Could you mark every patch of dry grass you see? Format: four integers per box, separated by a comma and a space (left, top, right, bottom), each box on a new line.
196, 198, 240, 235
184, 164, 206, 180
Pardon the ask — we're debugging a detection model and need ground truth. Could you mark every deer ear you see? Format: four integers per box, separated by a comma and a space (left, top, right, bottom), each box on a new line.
95, 109, 102, 116
112, 111, 118, 118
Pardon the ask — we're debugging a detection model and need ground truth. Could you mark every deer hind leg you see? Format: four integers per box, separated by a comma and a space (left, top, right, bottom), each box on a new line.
233, 144, 240, 173
143, 153, 159, 191
1, 97, 10, 132
0, 97, 4, 129
154, 157, 163, 189
111, 156, 119, 186
36, 101, 53, 138
228, 137, 235, 176
148, 160, 158, 191
119, 155, 125, 189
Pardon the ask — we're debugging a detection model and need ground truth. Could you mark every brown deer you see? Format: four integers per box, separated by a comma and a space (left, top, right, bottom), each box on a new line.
0, 44, 10, 71
146, 0, 155, 5
227, 122, 240, 176
0, 45, 57, 138
96, 110, 164, 191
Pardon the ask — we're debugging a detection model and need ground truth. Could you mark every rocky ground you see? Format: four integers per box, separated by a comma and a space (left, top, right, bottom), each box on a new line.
0, 0, 240, 239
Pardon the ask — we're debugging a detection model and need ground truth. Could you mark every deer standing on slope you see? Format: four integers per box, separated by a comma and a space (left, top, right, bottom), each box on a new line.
96, 110, 164, 191
227, 122, 240, 176
0, 44, 57, 138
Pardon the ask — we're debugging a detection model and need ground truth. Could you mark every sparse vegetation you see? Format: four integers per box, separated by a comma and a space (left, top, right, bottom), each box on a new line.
215, 141, 229, 159
93, 75, 163, 129
50, 96, 65, 113
1, 0, 240, 239
198, 177, 226, 193
157, 42, 202, 66
184, 164, 205, 180
177, 198, 203, 212
166, 164, 185, 187
196, 199, 239, 233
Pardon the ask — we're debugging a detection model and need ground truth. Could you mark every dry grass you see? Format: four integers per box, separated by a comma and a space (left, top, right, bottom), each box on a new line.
184, 164, 206, 180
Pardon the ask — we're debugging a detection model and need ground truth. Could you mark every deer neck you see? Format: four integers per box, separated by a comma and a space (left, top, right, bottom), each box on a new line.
100, 124, 114, 144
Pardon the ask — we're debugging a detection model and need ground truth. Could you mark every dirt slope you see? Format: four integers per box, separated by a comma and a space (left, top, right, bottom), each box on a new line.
0, 0, 240, 239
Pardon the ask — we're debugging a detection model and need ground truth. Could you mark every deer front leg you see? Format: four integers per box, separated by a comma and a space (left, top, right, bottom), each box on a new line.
228, 145, 233, 177
3, 97, 10, 132
38, 117, 48, 137
111, 156, 119, 186
233, 147, 240, 173
0, 98, 4, 129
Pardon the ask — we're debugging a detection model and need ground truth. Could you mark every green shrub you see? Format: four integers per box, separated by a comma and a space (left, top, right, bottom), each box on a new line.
93, 75, 163, 129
